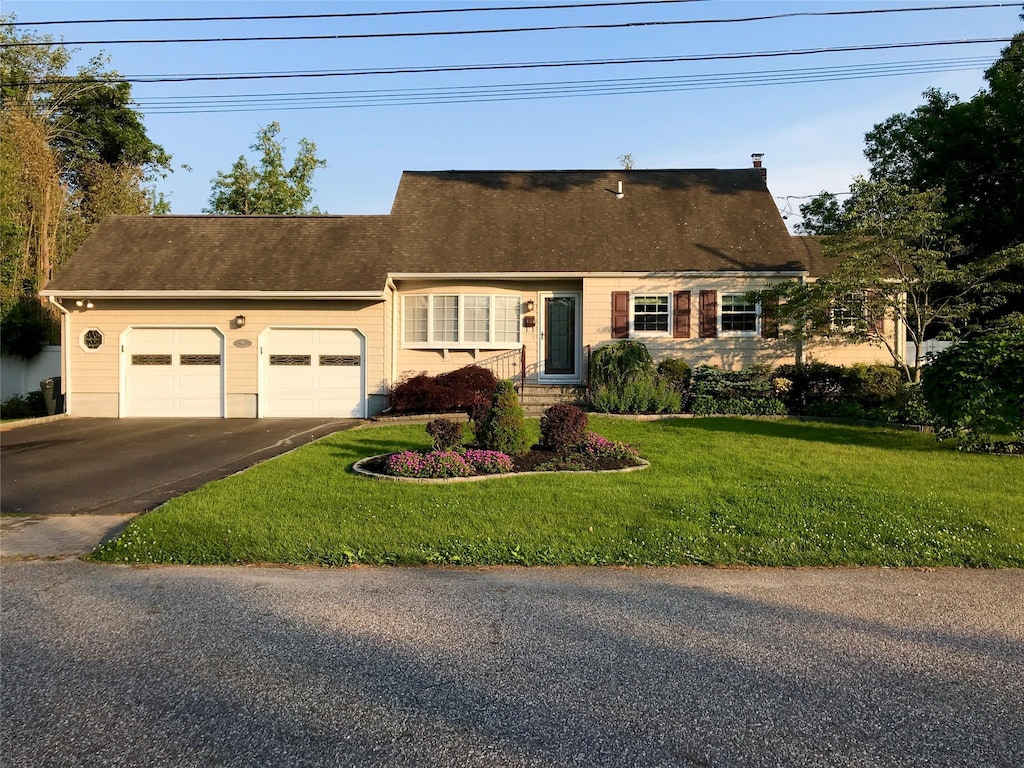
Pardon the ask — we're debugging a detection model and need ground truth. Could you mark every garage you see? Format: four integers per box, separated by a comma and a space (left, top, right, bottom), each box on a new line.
123, 327, 225, 417
261, 328, 365, 417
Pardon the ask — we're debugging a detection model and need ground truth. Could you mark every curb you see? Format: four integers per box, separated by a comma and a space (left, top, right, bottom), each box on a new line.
0, 413, 69, 432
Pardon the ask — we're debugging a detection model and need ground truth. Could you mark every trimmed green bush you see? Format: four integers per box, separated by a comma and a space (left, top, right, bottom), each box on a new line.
589, 340, 654, 389
774, 362, 903, 419
922, 330, 1024, 443
540, 404, 588, 451
657, 357, 691, 393
478, 379, 529, 456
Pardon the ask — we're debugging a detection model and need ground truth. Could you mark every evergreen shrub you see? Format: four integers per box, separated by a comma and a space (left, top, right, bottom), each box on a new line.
478, 379, 529, 456
688, 365, 786, 416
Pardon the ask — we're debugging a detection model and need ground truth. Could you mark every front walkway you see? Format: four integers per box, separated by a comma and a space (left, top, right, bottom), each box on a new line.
0, 514, 135, 558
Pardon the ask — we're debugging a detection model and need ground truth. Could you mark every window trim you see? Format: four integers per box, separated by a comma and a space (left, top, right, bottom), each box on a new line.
79, 328, 104, 352
629, 293, 672, 338
718, 292, 760, 337
402, 293, 522, 350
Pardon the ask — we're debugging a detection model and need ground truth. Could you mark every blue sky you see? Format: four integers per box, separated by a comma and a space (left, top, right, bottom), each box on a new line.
6, 1, 1021, 227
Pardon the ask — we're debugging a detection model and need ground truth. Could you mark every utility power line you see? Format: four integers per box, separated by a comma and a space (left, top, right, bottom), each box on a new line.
122, 57, 997, 114
2, 3, 1017, 47
10, 38, 1014, 87
3, 1, 709, 26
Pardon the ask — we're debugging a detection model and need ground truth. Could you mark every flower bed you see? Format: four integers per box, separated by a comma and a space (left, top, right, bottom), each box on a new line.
361, 431, 643, 480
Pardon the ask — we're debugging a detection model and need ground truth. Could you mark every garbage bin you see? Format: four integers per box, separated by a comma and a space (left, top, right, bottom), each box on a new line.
39, 377, 64, 416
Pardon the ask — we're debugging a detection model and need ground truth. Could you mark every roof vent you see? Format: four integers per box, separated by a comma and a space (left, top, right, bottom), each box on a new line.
615, 180, 624, 199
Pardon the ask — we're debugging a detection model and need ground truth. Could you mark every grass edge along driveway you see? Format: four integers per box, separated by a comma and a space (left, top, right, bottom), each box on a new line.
93, 417, 1024, 567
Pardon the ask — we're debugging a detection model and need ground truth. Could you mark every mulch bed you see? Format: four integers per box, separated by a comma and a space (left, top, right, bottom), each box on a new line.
360, 445, 640, 476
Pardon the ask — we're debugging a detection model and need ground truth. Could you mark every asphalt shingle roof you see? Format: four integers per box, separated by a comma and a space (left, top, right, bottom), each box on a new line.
47, 169, 820, 294
46, 215, 393, 294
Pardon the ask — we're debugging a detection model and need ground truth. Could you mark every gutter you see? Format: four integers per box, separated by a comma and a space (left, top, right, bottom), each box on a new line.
387, 270, 809, 280
39, 290, 387, 300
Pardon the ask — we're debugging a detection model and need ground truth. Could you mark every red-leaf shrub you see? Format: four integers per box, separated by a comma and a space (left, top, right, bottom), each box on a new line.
539, 404, 588, 452
388, 365, 498, 415
426, 418, 465, 450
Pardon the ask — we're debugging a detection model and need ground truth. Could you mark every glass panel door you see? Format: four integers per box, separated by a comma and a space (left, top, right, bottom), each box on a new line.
545, 296, 576, 375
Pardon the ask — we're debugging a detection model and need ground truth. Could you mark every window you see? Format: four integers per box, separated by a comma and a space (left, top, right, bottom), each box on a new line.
720, 294, 758, 334
403, 294, 521, 348
493, 296, 521, 343
632, 295, 670, 334
82, 329, 103, 351
404, 295, 428, 342
432, 295, 459, 343
832, 293, 866, 331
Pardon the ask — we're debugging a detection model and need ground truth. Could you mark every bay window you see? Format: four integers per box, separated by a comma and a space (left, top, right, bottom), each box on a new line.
403, 294, 521, 348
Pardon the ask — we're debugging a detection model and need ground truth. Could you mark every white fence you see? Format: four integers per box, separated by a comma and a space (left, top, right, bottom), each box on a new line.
1, 346, 61, 400
906, 340, 953, 366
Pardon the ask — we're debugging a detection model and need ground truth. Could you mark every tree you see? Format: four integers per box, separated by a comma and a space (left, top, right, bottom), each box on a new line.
1, 18, 171, 348
765, 178, 1022, 383
863, 33, 1023, 265
798, 34, 1024, 322
206, 122, 326, 215
617, 153, 635, 170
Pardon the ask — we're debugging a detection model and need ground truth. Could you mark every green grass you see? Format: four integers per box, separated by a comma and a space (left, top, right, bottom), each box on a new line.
92, 417, 1024, 567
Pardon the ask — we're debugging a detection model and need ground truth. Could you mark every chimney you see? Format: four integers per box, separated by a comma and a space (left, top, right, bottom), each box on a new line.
751, 153, 767, 183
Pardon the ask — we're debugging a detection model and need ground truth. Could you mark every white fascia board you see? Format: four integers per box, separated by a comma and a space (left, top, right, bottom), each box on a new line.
387, 271, 808, 280
41, 290, 386, 300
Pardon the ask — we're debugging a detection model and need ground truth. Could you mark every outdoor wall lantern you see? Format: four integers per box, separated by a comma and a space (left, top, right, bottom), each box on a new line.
235, 315, 246, 328
524, 300, 535, 312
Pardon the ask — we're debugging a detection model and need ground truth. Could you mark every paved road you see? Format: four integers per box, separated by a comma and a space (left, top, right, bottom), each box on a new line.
2, 562, 1021, 767
0, 418, 358, 515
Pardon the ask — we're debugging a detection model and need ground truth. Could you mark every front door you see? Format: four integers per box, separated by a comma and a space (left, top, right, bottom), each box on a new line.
542, 294, 579, 379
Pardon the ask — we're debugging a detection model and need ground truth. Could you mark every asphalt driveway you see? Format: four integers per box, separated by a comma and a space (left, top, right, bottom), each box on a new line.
0, 418, 358, 515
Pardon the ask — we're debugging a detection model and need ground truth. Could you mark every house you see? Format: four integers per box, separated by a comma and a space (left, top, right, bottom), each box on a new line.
41, 162, 895, 418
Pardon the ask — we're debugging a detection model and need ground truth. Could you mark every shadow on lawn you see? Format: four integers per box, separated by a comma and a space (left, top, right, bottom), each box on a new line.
655, 416, 946, 453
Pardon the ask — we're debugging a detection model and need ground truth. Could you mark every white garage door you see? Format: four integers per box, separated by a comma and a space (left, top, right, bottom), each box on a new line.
262, 328, 364, 417
124, 328, 224, 417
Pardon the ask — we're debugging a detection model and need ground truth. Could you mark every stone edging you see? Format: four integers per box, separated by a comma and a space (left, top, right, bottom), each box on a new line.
352, 454, 650, 484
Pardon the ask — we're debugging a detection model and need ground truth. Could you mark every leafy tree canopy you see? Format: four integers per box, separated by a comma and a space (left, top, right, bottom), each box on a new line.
206, 122, 327, 215
765, 178, 1022, 382
1, 17, 170, 353
799, 33, 1022, 258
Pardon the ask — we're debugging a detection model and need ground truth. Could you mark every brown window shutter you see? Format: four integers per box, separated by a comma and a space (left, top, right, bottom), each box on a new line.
761, 296, 779, 339
673, 291, 691, 338
698, 290, 718, 338
611, 291, 629, 338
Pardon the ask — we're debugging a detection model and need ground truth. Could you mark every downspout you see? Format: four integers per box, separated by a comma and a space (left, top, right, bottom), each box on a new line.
49, 296, 71, 415
795, 275, 806, 365
387, 278, 398, 394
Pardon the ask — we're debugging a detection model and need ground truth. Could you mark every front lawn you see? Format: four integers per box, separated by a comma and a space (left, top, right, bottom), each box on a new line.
92, 417, 1024, 567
